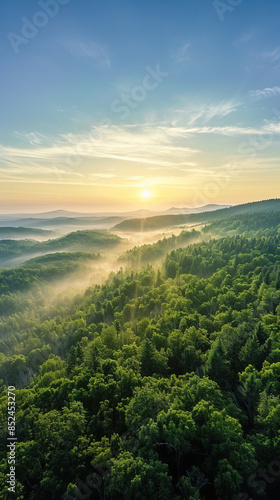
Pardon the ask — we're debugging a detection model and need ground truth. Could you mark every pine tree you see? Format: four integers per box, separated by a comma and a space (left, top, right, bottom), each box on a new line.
205, 339, 232, 388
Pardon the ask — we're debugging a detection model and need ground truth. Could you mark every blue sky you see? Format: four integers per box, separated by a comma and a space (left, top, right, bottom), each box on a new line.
1, 0, 280, 211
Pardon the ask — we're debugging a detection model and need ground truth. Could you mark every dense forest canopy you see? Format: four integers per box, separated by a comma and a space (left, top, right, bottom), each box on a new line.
118, 229, 202, 266
0, 207, 280, 499
203, 211, 280, 238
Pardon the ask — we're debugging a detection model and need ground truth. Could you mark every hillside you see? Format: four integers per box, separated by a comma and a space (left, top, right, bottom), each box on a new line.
39, 229, 122, 251
203, 210, 280, 238
0, 230, 123, 267
118, 229, 202, 265
0, 252, 100, 294
113, 198, 280, 232
21, 251, 100, 268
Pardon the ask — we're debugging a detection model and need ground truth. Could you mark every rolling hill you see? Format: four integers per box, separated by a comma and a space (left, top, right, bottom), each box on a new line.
0, 205, 233, 231
165, 203, 231, 214
0, 230, 124, 267
0, 252, 101, 295
113, 198, 280, 232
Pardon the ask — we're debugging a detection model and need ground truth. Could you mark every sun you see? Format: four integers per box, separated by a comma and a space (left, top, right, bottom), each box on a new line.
141, 189, 152, 199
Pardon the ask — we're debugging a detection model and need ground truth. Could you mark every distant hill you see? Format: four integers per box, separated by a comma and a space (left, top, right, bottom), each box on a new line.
0, 215, 153, 231
0, 230, 123, 267
0, 209, 160, 228
114, 214, 192, 232
0, 209, 93, 220
1, 200, 278, 234
165, 204, 231, 214
113, 198, 280, 232
0, 227, 55, 240
39, 229, 122, 252
0, 216, 126, 231
0, 208, 158, 220
21, 251, 100, 268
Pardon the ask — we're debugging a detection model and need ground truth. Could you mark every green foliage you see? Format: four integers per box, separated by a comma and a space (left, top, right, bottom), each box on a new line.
119, 229, 201, 265
1, 228, 280, 498
105, 452, 172, 499
0, 229, 122, 267
203, 210, 280, 238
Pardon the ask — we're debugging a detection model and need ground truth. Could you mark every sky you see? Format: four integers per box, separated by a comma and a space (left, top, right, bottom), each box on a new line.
0, 0, 280, 212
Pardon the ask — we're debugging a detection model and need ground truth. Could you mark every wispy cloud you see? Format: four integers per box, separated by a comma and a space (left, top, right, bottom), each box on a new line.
90, 173, 116, 179
262, 122, 280, 134
234, 32, 255, 46
249, 86, 280, 99
14, 131, 51, 146
262, 47, 280, 63
1, 117, 279, 186
0, 125, 200, 182
63, 40, 111, 68
179, 125, 268, 136
177, 99, 240, 126
0, 155, 83, 180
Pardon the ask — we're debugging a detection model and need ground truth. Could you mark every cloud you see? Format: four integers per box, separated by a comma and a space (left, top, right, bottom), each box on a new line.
0, 125, 200, 185
234, 33, 255, 46
262, 122, 280, 134
262, 47, 280, 63
182, 125, 270, 136
0, 155, 83, 180
91, 173, 116, 179
2, 116, 280, 187
63, 40, 111, 68
56, 125, 200, 167
182, 100, 239, 126
249, 86, 280, 99
14, 131, 51, 146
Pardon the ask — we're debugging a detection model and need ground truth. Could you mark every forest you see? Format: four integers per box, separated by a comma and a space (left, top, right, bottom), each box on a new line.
0, 207, 280, 499
0, 230, 123, 267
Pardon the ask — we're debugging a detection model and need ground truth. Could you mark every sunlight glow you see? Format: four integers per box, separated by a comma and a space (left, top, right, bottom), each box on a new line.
141, 189, 152, 199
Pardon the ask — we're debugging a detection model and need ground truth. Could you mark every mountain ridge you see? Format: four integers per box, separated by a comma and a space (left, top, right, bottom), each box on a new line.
113, 198, 280, 232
